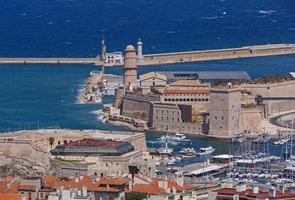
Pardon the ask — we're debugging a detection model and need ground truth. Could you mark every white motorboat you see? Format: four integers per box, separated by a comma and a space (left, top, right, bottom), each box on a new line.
158, 141, 173, 155
196, 146, 215, 156
158, 133, 191, 143
274, 138, 289, 145
179, 147, 197, 157
231, 134, 246, 143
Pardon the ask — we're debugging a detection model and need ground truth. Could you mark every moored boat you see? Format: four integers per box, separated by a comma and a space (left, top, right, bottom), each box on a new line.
196, 146, 215, 156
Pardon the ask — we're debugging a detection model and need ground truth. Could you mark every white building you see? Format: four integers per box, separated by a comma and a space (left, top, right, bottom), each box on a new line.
105, 52, 124, 66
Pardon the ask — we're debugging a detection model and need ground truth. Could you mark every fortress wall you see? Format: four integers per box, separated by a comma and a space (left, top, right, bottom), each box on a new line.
270, 100, 295, 115
0, 140, 50, 166
121, 97, 151, 122
239, 109, 262, 134
242, 80, 295, 97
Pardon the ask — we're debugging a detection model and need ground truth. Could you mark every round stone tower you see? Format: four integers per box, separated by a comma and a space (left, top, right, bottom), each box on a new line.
123, 45, 138, 91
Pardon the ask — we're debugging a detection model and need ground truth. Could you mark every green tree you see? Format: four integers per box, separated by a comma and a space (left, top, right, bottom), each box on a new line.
48, 137, 55, 150
126, 192, 148, 200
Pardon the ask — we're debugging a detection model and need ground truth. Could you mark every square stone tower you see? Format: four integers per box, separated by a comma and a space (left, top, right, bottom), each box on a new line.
209, 86, 241, 137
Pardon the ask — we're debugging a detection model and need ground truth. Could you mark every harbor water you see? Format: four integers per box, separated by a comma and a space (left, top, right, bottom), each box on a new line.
0, 0, 295, 155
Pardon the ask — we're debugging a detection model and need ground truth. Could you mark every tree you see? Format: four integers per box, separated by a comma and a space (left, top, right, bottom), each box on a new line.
48, 137, 55, 150
126, 192, 148, 200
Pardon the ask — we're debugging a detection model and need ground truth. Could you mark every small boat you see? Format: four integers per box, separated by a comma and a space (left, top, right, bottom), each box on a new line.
158, 133, 191, 143
274, 138, 289, 145
254, 133, 271, 143
196, 146, 215, 156
158, 141, 173, 155
179, 147, 197, 157
231, 134, 246, 143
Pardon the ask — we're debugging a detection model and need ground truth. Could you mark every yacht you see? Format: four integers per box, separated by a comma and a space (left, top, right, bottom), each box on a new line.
179, 147, 197, 157
274, 138, 289, 145
231, 134, 246, 143
196, 146, 215, 156
157, 141, 173, 155
158, 133, 191, 143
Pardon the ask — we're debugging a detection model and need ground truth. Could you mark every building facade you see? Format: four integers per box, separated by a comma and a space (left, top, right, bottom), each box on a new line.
209, 87, 241, 137
149, 102, 204, 134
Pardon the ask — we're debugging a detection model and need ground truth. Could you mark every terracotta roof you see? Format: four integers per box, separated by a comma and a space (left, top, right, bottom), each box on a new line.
170, 80, 207, 87
0, 193, 22, 200
99, 178, 128, 186
133, 184, 165, 194
162, 89, 209, 95
140, 72, 167, 82
43, 176, 123, 193
216, 188, 295, 200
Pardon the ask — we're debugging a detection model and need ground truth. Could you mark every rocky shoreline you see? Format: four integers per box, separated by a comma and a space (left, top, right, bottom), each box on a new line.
79, 72, 103, 104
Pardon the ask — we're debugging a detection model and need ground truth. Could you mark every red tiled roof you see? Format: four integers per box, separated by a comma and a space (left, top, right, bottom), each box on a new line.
162, 89, 209, 95
43, 176, 123, 193
133, 184, 165, 195
216, 188, 295, 200
63, 138, 127, 148
0, 193, 21, 200
99, 178, 128, 186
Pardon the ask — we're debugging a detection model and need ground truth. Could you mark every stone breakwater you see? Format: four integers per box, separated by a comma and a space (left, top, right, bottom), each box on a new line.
79, 72, 103, 104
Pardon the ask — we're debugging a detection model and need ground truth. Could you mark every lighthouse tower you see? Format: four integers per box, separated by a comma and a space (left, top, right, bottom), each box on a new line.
123, 45, 137, 91
137, 38, 143, 61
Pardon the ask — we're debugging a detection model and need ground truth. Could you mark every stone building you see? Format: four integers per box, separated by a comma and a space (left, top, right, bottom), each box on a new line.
123, 45, 138, 91
139, 72, 167, 94
120, 91, 160, 122
149, 102, 204, 134
209, 86, 242, 137
159, 80, 210, 110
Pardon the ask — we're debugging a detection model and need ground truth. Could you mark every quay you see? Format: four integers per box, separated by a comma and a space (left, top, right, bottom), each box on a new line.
0, 43, 294, 66
0, 57, 101, 65
140, 43, 295, 66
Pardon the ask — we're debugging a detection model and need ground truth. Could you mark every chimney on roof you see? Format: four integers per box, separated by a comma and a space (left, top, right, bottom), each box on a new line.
253, 186, 259, 194
75, 177, 79, 183
269, 187, 276, 198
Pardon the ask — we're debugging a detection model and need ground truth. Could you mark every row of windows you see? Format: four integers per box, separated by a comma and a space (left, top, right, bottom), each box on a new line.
154, 124, 201, 131
214, 116, 235, 120
164, 98, 209, 102
155, 116, 180, 122
164, 93, 208, 97
155, 109, 179, 115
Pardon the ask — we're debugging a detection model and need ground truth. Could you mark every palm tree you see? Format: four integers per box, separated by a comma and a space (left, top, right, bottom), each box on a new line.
49, 137, 55, 150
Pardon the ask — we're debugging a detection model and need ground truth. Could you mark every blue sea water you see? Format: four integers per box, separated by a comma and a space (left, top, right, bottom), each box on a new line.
0, 0, 294, 136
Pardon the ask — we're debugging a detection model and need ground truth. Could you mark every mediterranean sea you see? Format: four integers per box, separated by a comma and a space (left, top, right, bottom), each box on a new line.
0, 0, 294, 137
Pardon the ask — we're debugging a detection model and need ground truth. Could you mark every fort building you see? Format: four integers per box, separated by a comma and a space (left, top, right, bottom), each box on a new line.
209, 85, 242, 137
149, 102, 205, 134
